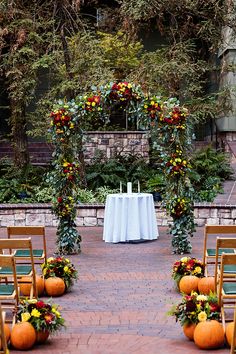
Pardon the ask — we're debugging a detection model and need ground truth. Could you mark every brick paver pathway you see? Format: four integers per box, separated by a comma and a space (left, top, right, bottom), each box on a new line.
0, 226, 230, 354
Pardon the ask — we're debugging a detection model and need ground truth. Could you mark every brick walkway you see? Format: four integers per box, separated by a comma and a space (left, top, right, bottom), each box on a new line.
0, 226, 230, 354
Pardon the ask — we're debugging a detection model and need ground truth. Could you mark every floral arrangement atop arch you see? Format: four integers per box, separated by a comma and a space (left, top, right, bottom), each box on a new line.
48, 81, 195, 255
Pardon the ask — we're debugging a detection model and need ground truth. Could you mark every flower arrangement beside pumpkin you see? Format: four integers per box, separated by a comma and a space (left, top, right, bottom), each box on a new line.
170, 291, 221, 327
172, 256, 204, 285
41, 256, 78, 290
16, 299, 65, 338
168, 291, 224, 348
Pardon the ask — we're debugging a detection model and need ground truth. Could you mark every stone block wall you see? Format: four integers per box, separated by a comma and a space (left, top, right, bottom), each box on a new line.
83, 131, 150, 162
1, 203, 236, 227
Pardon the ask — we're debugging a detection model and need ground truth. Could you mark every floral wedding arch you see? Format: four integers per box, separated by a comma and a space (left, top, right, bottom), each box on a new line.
48, 81, 195, 255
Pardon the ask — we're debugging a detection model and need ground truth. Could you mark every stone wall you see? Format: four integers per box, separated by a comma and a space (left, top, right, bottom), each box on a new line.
83, 131, 150, 162
1, 203, 236, 227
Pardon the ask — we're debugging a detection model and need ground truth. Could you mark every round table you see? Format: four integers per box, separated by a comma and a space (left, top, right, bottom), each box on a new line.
103, 193, 159, 243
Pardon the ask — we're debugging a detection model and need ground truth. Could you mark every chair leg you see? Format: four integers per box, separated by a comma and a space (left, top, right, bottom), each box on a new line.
231, 304, 236, 354
221, 307, 226, 330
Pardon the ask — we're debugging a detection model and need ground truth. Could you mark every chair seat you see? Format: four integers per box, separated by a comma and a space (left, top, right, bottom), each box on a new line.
223, 282, 236, 294
207, 248, 235, 257
14, 249, 44, 257
223, 265, 236, 274
0, 284, 15, 296
0, 265, 32, 275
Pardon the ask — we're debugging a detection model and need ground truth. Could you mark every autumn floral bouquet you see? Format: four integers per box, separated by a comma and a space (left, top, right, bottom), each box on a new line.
50, 105, 77, 137
169, 197, 191, 219
41, 256, 78, 290
172, 256, 204, 284
165, 151, 191, 176
169, 292, 221, 326
78, 94, 102, 115
160, 106, 188, 129
105, 81, 142, 107
16, 298, 65, 333
61, 161, 80, 182
53, 196, 76, 218
142, 96, 162, 120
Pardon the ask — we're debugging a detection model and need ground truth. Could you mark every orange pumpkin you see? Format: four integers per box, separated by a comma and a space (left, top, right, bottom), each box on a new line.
45, 277, 65, 296
198, 276, 215, 295
0, 323, 11, 349
194, 320, 225, 349
19, 274, 45, 296
11, 322, 36, 350
226, 322, 236, 347
179, 275, 199, 295
183, 323, 196, 341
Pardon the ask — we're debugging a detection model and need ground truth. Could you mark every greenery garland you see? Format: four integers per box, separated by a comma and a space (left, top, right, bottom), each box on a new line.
156, 99, 196, 254
47, 100, 82, 255
49, 81, 195, 254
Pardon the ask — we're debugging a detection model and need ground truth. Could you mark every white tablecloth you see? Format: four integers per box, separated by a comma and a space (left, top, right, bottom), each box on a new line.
103, 193, 159, 243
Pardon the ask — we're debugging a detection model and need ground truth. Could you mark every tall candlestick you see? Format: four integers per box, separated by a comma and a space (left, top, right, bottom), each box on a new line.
120, 181, 122, 193
127, 182, 132, 194
138, 180, 140, 193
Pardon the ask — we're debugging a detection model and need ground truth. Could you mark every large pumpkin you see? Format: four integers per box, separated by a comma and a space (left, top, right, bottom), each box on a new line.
11, 322, 36, 350
194, 320, 225, 349
226, 322, 236, 347
183, 323, 196, 341
45, 277, 65, 296
0, 323, 11, 349
198, 277, 215, 295
179, 275, 199, 295
19, 274, 45, 296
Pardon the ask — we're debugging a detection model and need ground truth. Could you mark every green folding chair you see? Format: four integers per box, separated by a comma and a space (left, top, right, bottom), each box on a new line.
214, 237, 236, 291
0, 302, 9, 354
218, 253, 236, 328
0, 255, 19, 319
203, 225, 236, 276
0, 238, 37, 298
7, 226, 47, 265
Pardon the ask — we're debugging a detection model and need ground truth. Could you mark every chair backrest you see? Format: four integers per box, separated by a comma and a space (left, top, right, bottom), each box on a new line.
7, 226, 47, 261
0, 303, 8, 354
0, 254, 20, 306
218, 253, 236, 305
214, 237, 236, 289
203, 225, 236, 265
0, 238, 37, 298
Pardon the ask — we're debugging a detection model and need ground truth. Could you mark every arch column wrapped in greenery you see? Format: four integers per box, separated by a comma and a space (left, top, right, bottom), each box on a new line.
49, 81, 195, 254
137, 95, 195, 254
47, 100, 81, 254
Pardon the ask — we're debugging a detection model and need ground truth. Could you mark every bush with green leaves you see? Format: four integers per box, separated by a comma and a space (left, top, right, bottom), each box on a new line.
189, 146, 234, 202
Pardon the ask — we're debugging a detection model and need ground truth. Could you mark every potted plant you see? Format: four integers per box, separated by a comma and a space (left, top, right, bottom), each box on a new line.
16, 298, 65, 343
146, 174, 165, 201
41, 256, 78, 290
169, 292, 221, 340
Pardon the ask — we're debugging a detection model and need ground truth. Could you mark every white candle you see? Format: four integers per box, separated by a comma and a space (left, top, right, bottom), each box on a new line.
120, 181, 122, 193
127, 182, 132, 194
138, 180, 140, 193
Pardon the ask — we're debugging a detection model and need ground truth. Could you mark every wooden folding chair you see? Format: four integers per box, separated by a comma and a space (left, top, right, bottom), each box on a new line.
0, 255, 19, 318
7, 226, 47, 265
218, 253, 236, 328
0, 239, 37, 299
203, 225, 236, 276
214, 237, 236, 291
0, 303, 8, 354
230, 303, 236, 354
